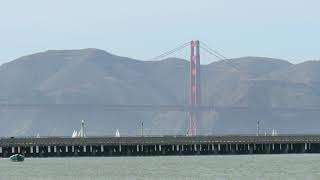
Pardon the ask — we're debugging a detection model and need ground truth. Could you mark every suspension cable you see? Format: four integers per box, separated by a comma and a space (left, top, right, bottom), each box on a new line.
200, 45, 225, 61
199, 41, 240, 71
200, 42, 228, 60
149, 42, 190, 61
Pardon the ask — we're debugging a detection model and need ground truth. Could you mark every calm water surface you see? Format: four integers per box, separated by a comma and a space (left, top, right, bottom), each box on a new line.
0, 154, 320, 180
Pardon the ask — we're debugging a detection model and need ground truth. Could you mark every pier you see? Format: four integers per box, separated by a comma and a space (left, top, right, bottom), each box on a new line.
1, 135, 320, 157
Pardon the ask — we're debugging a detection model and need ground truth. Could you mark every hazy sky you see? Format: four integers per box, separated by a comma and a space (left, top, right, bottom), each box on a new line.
0, 0, 319, 64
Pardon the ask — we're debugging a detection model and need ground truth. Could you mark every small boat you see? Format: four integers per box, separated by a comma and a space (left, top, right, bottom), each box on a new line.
115, 129, 120, 137
9, 154, 24, 162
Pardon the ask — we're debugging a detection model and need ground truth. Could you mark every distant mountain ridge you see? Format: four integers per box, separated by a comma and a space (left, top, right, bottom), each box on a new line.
1, 49, 320, 136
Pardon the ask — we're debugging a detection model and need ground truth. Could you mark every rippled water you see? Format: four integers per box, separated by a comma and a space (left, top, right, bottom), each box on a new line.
1, 154, 320, 180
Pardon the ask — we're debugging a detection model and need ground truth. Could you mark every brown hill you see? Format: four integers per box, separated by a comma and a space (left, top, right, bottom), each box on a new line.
0, 49, 319, 136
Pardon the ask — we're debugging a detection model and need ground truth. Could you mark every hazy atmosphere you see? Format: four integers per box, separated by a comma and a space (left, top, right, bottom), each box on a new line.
2, 1, 320, 179
1, 0, 319, 64
1, 0, 320, 136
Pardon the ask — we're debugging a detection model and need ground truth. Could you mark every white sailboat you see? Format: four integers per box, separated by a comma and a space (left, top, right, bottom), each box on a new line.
72, 130, 78, 138
271, 129, 278, 136
115, 129, 120, 137
71, 120, 86, 138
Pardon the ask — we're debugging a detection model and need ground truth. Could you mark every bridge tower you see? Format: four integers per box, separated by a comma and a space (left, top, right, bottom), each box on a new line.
189, 40, 201, 136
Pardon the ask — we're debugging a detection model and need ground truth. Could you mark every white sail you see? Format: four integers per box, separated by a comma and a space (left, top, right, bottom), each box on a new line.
72, 130, 76, 138
73, 130, 78, 138
116, 129, 120, 137
72, 120, 86, 138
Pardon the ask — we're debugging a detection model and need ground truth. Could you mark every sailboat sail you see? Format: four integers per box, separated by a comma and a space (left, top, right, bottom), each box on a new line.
116, 129, 120, 137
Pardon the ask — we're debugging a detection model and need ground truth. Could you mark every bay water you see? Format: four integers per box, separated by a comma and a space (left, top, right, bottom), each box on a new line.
0, 154, 320, 180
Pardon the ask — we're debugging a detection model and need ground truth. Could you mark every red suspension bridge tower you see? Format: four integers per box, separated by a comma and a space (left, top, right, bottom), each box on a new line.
189, 40, 201, 136
151, 39, 226, 136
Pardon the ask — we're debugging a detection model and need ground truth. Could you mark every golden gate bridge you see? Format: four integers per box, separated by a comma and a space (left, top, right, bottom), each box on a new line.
2, 40, 320, 136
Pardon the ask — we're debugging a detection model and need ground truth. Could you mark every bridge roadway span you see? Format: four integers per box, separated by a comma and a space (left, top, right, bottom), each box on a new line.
1, 135, 320, 157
